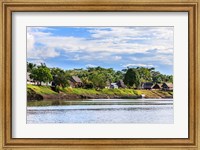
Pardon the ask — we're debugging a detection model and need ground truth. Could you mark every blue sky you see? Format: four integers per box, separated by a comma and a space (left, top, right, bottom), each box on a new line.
27, 27, 173, 75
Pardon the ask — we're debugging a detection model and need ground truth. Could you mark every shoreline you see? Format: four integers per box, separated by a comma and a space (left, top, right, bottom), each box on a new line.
27, 85, 173, 101
28, 92, 173, 101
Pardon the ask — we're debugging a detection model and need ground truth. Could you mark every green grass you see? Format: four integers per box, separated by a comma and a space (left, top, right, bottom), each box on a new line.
63, 87, 139, 96
27, 84, 172, 98
64, 87, 100, 95
101, 88, 138, 96
27, 84, 57, 95
156, 90, 172, 97
135, 90, 173, 98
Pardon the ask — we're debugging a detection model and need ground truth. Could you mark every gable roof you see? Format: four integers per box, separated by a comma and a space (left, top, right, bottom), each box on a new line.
111, 83, 117, 86
152, 83, 162, 89
162, 83, 173, 88
142, 82, 154, 88
117, 80, 126, 88
71, 76, 82, 83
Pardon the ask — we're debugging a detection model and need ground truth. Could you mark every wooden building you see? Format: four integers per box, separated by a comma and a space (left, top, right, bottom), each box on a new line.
69, 76, 83, 88
142, 82, 154, 90
152, 83, 162, 90
116, 80, 126, 88
162, 83, 173, 91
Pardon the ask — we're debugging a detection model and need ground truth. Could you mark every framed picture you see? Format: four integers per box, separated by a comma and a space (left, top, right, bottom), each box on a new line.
0, 0, 199, 149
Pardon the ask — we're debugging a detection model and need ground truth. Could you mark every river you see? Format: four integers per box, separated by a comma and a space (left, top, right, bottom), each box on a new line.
27, 99, 173, 124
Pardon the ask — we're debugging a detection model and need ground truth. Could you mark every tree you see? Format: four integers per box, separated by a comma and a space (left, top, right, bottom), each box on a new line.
136, 67, 152, 82
82, 77, 94, 89
51, 68, 70, 88
27, 62, 36, 72
30, 66, 52, 85
113, 71, 124, 82
123, 68, 140, 88
89, 72, 107, 89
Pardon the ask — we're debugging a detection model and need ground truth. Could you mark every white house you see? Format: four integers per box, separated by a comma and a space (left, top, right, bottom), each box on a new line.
110, 83, 118, 89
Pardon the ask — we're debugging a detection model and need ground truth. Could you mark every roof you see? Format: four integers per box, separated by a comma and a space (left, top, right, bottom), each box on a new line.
162, 83, 173, 88
111, 83, 117, 86
117, 80, 126, 88
110, 83, 118, 88
143, 82, 154, 88
71, 76, 82, 83
153, 83, 162, 88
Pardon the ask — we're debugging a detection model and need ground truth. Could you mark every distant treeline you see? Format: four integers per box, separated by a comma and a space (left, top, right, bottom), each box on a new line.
27, 62, 173, 89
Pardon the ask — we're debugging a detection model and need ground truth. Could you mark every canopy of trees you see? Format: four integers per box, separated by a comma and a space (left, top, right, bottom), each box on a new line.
27, 62, 173, 89
29, 63, 52, 85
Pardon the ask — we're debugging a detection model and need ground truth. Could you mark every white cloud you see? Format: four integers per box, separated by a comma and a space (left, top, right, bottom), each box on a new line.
86, 64, 97, 68
122, 64, 155, 68
28, 59, 45, 65
27, 47, 59, 59
129, 54, 173, 66
113, 56, 122, 60
27, 27, 173, 66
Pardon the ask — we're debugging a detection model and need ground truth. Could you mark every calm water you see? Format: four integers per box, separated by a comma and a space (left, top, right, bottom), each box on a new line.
27, 99, 174, 124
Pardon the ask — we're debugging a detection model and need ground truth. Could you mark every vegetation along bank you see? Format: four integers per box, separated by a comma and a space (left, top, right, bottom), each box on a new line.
27, 84, 173, 101
27, 62, 173, 101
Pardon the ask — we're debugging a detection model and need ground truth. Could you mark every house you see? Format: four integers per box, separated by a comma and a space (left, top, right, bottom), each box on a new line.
41, 82, 51, 86
162, 83, 173, 91
69, 76, 83, 88
142, 82, 154, 90
110, 83, 118, 89
152, 83, 162, 90
116, 80, 126, 88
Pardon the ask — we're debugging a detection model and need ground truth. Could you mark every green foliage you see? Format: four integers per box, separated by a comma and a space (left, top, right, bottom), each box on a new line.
27, 62, 173, 89
123, 68, 141, 88
51, 68, 70, 88
136, 67, 152, 82
89, 72, 107, 89
27, 62, 36, 72
81, 77, 94, 89
30, 65, 52, 85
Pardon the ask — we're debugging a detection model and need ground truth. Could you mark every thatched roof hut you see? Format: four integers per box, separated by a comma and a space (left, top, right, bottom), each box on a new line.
70, 76, 83, 88
142, 82, 154, 90
117, 80, 126, 88
162, 83, 173, 91
71, 76, 82, 83
152, 83, 162, 89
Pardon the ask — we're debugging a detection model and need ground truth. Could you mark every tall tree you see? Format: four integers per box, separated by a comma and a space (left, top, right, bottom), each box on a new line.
30, 66, 52, 85
51, 68, 70, 88
136, 67, 152, 82
27, 62, 36, 72
123, 68, 140, 88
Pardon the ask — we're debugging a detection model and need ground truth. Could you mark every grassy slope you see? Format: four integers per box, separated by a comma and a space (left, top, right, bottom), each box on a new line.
27, 84, 172, 98
64, 87, 140, 96
136, 90, 173, 98
27, 84, 57, 95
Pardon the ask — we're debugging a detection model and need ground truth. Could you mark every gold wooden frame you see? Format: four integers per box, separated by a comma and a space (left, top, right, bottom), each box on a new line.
0, 0, 199, 149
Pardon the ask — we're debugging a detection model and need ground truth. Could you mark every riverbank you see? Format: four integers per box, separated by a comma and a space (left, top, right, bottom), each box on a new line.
27, 84, 173, 101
